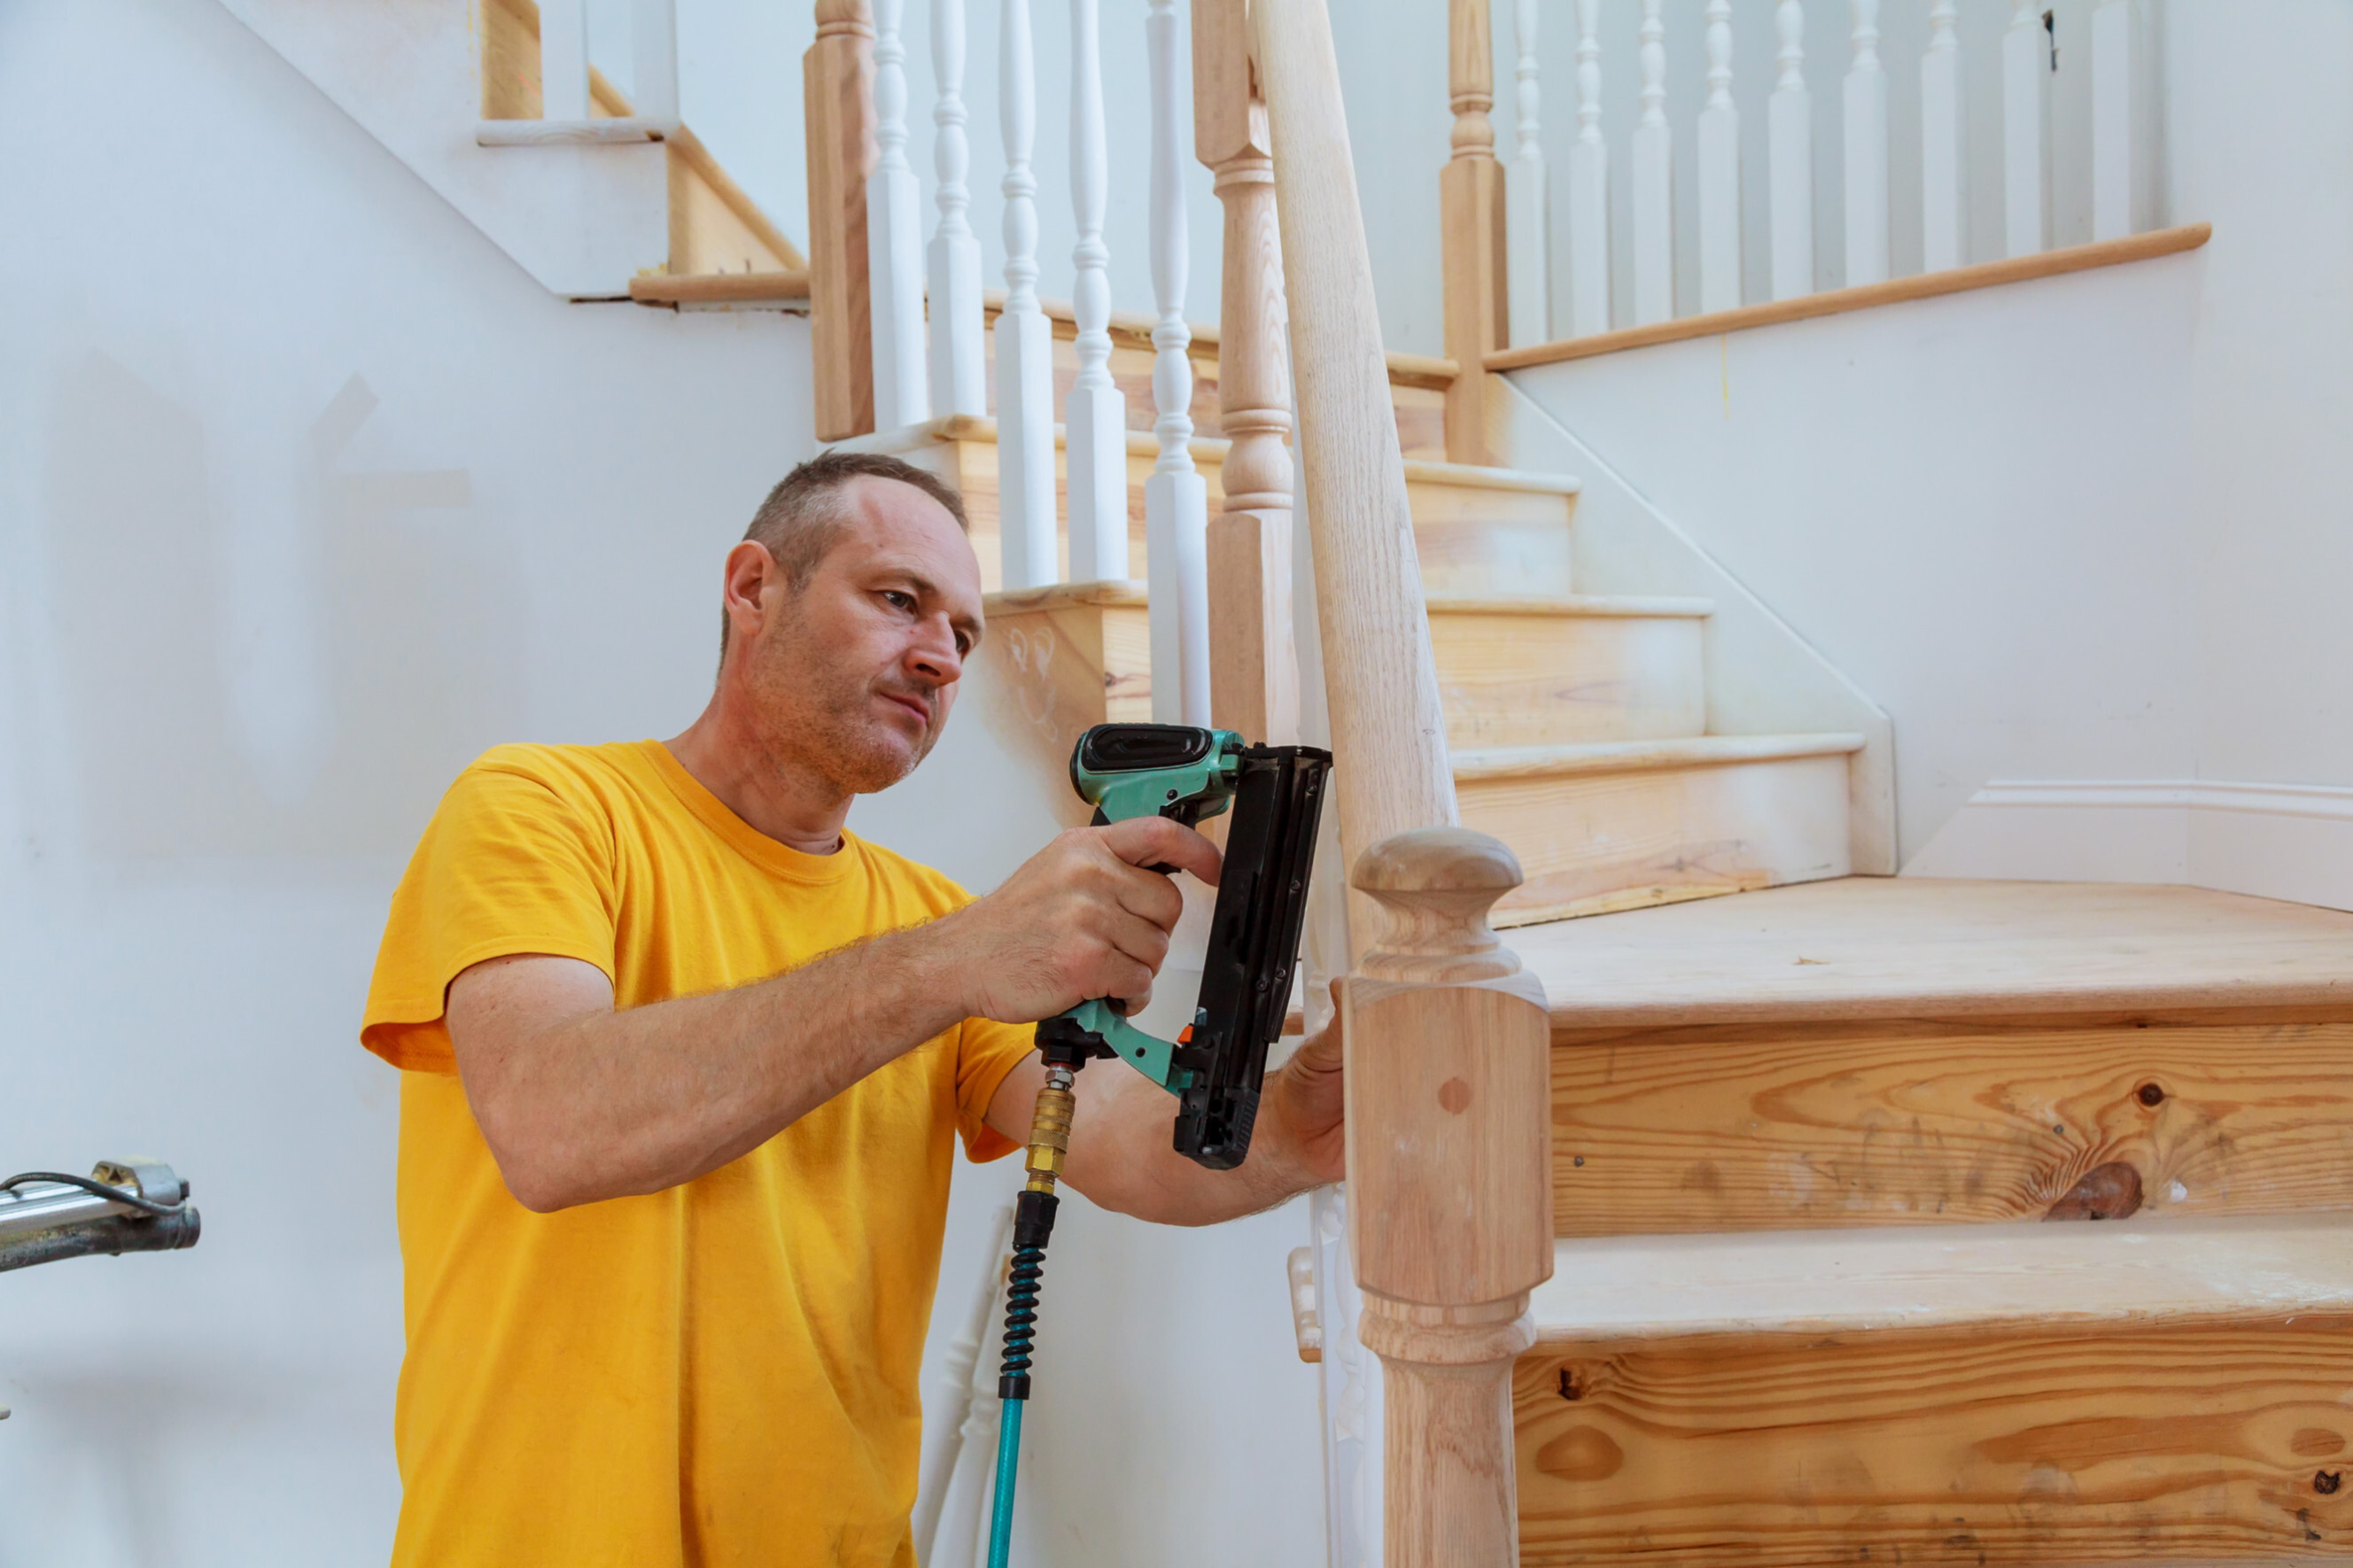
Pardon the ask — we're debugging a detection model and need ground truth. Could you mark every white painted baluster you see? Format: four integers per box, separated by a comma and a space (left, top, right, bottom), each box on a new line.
868, 0, 931, 430
1768, 0, 1813, 301
1697, 0, 1739, 314
1921, 0, 1965, 272
1630, 0, 1672, 326
630, 0, 679, 123
997, 0, 1058, 589
2092, 0, 2132, 241
1145, 0, 1209, 726
1505, 0, 1549, 346
1843, 0, 1889, 287
539, 0, 590, 120
1064, 0, 1129, 582
1566, 0, 1609, 337
928, 0, 988, 417
2003, 0, 2047, 259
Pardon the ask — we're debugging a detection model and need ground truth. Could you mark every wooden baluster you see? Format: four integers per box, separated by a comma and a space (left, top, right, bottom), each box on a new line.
1767, 0, 1813, 301
540, 0, 591, 120
1566, 0, 1608, 337
1193, 0, 1297, 746
2003, 0, 2047, 259
1921, 0, 1964, 272
928, 0, 987, 417
869, 0, 931, 430
1342, 829, 1552, 1568
1844, 0, 1889, 286
1441, 0, 1507, 466
996, 0, 1057, 587
1065, 0, 1129, 581
1145, 0, 1210, 725
2092, 0, 2132, 241
1697, 0, 1740, 314
1504, 0, 1549, 348
631, 0, 679, 123
1631, 0, 1672, 326
806, 0, 878, 441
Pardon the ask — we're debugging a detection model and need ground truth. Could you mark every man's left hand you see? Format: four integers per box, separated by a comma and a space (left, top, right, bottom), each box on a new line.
1259, 982, 1345, 1187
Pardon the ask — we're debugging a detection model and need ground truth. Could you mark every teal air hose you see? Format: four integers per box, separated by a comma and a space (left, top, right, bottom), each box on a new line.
987, 1064, 1075, 1568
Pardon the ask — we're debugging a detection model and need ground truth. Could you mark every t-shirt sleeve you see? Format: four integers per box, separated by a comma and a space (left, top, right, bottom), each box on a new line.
361, 754, 618, 1074
951, 1015, 1037, 1162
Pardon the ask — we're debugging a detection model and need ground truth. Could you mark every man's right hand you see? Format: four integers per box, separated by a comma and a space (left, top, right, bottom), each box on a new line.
941, 817, 1223, 1025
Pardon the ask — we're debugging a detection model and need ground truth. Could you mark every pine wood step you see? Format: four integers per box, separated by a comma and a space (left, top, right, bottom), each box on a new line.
1508, 877, 2353, 1238
1427, 595, 1712, 750
847, 416, 1580, 598
1515, 1214, 2353, 1566
1457, 734, 1866, 927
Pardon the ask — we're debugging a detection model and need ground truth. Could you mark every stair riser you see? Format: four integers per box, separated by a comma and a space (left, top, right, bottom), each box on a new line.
1433, 611, 1703, 749
1467, 752, 1852, 927
1517, 1315, 2353, 1566
1551, 1020, 2353, 1238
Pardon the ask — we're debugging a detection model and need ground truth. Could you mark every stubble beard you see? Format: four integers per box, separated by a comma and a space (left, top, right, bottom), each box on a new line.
749, 616, 939, 797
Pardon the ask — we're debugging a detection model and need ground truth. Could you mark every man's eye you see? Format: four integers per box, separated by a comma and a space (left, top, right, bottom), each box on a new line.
881, 590, 915, 611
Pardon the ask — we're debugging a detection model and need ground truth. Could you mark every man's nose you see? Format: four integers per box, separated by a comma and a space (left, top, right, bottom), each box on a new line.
906, 618, 963, 685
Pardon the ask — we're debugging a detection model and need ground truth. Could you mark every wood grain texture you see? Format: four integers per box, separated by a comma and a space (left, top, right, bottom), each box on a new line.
1514, 876, 2353, 1033
1259, 0, 1460, 921
805, 0, 878, 440
630, 271, 812, 306
1427, 599, 1705, 749
1517, 1308, 2353, 1565
1464, 743, 1854, 926
1442, 0, 1508, 464
972, 584, 1152, 819
1551, 1020, 2353, 1238
1405, 475, 1576, 598
1489, 221, 2214, 370
668, 125, 804, 274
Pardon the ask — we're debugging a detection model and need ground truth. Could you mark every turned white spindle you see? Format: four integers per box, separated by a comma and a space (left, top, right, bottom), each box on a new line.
1768, 0, 1813, 301
1064, 0, 1128, 582
630, 0, 679, 122
1697, 0, 1739, 314
540, 0, 590, 120
1505, 0, 1549, 346
1921, 0, 1965, 272
997, 0, 1057, 589
1145, 0, 1209, 726
928, 0, 987, 417
1843, 0, 1889, 287
1566, 0, 1608, 337
868, 0, 931, 430
2003, 0, 2047, 259
2092, 0, 2132, 241
1630, 0, 1672, 326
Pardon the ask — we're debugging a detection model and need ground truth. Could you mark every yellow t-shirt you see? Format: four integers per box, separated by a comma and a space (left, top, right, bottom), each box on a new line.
361, 740, 1035, 1568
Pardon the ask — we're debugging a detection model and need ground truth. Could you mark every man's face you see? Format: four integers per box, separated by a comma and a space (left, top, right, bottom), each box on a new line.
734, 477, 984, 796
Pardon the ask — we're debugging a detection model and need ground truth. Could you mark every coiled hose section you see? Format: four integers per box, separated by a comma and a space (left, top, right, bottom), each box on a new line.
987, 1068, 1076, 1568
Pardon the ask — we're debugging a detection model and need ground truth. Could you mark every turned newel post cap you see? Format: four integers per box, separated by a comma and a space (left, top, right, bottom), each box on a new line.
1350, 827, 1524, 982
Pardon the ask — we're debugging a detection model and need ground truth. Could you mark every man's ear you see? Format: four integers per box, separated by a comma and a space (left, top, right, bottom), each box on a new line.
720, 540, 781, 645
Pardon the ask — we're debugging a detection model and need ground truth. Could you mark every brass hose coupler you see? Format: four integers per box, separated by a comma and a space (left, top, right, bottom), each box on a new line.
1024, 1063, 1078, 1196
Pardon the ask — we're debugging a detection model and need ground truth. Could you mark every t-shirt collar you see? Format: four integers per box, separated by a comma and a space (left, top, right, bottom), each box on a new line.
637, 740, 865, 886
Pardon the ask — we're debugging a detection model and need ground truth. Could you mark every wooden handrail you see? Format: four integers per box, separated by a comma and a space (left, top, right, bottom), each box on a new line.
1441, 0, 1507, 464
806, 0, 878, 440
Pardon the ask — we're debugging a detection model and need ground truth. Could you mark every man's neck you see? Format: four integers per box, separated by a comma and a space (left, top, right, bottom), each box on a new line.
664, 699, 853, 857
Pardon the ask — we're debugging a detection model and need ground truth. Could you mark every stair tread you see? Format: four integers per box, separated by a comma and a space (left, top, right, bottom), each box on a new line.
1527, 1212, 2353, 1343
1454, 731, 1865, 780
1513, 875, 2353, 1031
1425, 593, 1712, 617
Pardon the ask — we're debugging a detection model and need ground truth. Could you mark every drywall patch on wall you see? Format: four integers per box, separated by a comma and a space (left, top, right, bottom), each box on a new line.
1904, 779, 2353, 912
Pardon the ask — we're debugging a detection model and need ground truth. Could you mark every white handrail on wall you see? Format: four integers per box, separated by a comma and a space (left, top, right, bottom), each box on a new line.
476, 0, 681, 145
1515, 0, 2152, 340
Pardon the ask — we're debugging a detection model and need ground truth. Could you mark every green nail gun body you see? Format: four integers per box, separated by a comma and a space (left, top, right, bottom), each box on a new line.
1037, 723, 1332, 1169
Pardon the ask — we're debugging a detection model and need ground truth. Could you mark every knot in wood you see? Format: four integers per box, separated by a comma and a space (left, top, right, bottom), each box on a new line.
1352, 828, 1523, 983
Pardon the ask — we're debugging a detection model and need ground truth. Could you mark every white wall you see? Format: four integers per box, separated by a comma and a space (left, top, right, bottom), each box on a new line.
0, 6, 1327, 1566
1498, 0, 2353, 911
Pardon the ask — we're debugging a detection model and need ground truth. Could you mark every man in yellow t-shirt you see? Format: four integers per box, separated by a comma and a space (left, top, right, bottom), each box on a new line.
361, 449, 1344, 1567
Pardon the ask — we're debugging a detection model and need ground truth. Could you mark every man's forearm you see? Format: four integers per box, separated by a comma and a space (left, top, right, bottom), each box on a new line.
455, 921, 973, 1211
1052, 1061, 1323, 1227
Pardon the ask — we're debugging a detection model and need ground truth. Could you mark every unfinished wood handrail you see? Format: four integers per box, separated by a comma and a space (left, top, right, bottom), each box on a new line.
806, 0, 878, 440
1257, 0, 1550, 1562
1193, 0, 1297, 746
1441, 0, 1507, 464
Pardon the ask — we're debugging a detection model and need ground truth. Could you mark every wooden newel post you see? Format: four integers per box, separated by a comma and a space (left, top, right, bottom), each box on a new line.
806, 0, 878, 442
1343, 827, 1553, 1567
